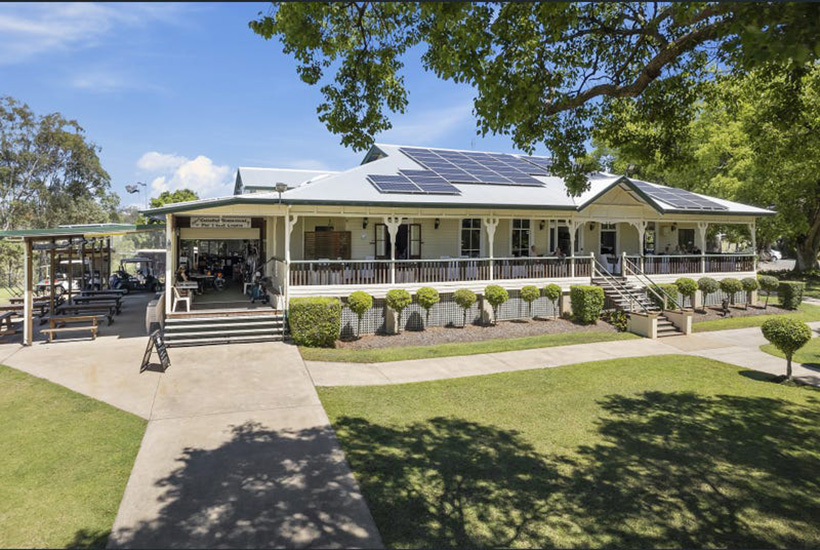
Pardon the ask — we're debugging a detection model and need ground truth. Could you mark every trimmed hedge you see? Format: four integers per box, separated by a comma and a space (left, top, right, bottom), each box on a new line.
674, 277, 698, 309
570, 285, 604, 325
758, 275, 779, 309
698, 277, 720, 303
347, 291, 373, 337
543, 283, 562, 319
761, 317, 811, 378
520, 285, 540, 318
649, 283, 679, 310
416, 287, 440, 328
453, 288, 477, 327
719, 278, 743, 304
386, 289, 412, 333
778, 281, 805, 310
289, 297, 342, 347
484, 285, 509, 325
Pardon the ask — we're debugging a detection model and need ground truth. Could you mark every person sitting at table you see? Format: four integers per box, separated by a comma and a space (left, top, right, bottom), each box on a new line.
176, 266, 190, 283
552, 247, 566, 260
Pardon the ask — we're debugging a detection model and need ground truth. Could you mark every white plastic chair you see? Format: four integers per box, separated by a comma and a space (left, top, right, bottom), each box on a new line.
172, 286, 191, 312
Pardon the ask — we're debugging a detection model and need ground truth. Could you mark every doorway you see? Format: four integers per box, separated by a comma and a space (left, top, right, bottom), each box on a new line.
375, 223, 421, 259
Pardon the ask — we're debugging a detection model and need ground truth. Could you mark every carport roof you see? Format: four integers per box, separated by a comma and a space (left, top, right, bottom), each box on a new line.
0, 223, 165, 239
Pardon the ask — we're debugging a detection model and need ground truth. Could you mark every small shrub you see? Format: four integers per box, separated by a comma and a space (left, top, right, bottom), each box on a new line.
543, 283, 562, 319
484, 285, 509, 325
778, 281, 805, 310
416, 287, 440, 329
761, 317, 811, 379
602, 310, 629, 332
385, 289, 412, 333
648, 283, 679, 310
288, 297, 341, 348
758, 275, 779, 309
719, 278, 743, 305
698, 277, 720, 308
347, 291, 373, 337
741, 277, 760, 307
453, 288, 477, 328
520, 285, 540, 319
674, 277, 698, 309
570, 285, 604, 325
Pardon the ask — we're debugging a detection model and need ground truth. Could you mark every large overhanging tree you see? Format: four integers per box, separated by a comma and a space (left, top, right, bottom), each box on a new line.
250, 2, 820, 195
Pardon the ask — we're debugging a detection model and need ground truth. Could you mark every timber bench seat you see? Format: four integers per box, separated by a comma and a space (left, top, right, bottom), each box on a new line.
41, 315, 100, 342
56, 303, 115, 325
71, 295, 122, 313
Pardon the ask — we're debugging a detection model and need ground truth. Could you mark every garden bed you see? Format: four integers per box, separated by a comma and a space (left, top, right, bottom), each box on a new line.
337, 316, 619, 350
691, 303, 793, 323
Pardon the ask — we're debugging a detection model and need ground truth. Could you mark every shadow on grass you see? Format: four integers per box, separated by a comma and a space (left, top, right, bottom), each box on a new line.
65, 529, 109, 549
333, 392, 820, 548
107, 422, 380, 549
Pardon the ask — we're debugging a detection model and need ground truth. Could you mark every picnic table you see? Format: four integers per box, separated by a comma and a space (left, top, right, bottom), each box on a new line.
0, 311, 17, 339
80, 289, 127, 296
0, 302, 50, 317
56, 302, 116, 325
40, 315, 100, 342
72, 294, 122, 313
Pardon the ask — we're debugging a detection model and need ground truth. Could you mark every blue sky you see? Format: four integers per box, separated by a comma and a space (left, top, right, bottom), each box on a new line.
1, 2, 550, 204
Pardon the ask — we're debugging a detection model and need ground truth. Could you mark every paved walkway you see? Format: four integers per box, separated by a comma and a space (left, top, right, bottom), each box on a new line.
307, 322, 820, 388
0, 298, 382, 549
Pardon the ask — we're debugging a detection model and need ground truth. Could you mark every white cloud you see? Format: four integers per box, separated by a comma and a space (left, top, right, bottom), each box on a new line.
137, 152, 232, 198
69, 68, 165, 94
379, 100, 475, 144
0, 3, 188, 64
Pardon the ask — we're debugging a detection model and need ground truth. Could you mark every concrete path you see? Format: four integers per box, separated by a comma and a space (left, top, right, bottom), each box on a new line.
0, 297, 382, 549
307, 322, 820, 388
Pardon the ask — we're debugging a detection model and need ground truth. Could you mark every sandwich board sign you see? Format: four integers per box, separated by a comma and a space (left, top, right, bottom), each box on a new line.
140, 330, 171, 373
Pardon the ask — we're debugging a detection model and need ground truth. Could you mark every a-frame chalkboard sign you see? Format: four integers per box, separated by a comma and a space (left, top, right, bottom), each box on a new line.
140, 329, 171, 373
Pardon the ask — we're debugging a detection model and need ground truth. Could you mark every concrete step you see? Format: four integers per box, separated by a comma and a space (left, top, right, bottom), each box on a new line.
165, 334, 284, 347
164, 326, 283, 338
164, 320, 283, 332
165, 314, 282, 325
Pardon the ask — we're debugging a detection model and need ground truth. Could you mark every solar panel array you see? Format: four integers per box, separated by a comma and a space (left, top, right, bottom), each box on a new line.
631, 180, 728, 211
399, 147, 548, 186
368, 170, 461, 195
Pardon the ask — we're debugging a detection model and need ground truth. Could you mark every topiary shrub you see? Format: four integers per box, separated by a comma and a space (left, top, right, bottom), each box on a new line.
719, 278, 743, 305
385, 289, 412, 333
288, 297, 341, 348
758, 275, 779, 309
761, 317, 812, 379
648, 283, 679, 310
570, 285, 604, 325
698, 277, 720, 309
520, 285, 540, 319
453, 288, 477, 328
674, 277, 698, 309
543, 283, 562, 319
741, 277, 760, 307
484, 285, 509, 325
347, 291, 373, 338
416, 286, 440, 329
778, 281, 805, 310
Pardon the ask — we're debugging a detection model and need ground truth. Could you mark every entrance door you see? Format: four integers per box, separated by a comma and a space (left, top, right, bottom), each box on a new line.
375, 224, 421, 259
599, 223, 619, 273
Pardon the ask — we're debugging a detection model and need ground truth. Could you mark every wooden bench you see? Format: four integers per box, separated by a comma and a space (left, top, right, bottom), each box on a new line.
70, 296, 122, 314
40, 315, 99, 342
56, 303, 115, 325
80, 289, 127, 296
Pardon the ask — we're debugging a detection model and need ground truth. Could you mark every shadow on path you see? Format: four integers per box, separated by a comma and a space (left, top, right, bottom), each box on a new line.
109, 421, 379, 549
331, 391, 820, 548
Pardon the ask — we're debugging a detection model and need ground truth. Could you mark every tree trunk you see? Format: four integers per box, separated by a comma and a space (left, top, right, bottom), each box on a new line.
786, 355, 793, 379
794, 213, 820, 271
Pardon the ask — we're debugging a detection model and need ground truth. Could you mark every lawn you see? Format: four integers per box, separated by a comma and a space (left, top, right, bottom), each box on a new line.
694, 302, 820, 332
761, 333, 820, 367
320, 355, 820, 548
0, 366, 146, 549
300, 330, 639, 363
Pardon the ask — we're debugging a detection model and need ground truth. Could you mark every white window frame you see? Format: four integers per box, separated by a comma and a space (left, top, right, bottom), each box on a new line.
510, 218, 532, 257
460, 218, 482, 258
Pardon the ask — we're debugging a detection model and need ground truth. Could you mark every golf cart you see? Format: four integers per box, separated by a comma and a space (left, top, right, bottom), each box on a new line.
109, 257, 163, 293
35, 260, 102, 296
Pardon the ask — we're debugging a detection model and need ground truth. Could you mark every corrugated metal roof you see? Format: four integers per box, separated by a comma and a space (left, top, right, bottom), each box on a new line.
0, 223, 165, 239
234, 167, 338, 194
146, 143, 776, 217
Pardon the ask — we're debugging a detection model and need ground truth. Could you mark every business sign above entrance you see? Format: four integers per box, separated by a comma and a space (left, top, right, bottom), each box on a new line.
190, 216, 251, 229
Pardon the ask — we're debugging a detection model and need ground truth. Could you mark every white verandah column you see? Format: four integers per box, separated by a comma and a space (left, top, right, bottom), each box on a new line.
697, 221, 709, 274
483, 216, 499, 281
23, 238, 33, 346
164, 214, 175, 314
749, 221, 757, 272
284, 211, 298, 308
383, 216, 402, 284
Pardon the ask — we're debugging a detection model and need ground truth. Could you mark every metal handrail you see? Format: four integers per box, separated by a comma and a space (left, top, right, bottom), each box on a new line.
592, 258, 650, 314
622, 255, 681, 310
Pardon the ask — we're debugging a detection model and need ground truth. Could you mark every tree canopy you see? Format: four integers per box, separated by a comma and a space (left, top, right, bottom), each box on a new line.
150, 189, 200, 208
0, 96, 118, 231
251, 2, 820, 195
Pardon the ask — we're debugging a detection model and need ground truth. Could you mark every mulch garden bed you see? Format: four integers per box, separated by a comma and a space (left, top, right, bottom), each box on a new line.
691, 303, 793, 323
337, 316, 619, 350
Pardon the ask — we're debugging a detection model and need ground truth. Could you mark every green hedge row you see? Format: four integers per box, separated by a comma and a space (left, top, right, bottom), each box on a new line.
288, 297, 342, 347
778, 281, 805, 310
570, 285, 604, 325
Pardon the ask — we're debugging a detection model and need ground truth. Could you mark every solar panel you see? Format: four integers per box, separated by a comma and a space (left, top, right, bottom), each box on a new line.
367, 171, 461, 195
631, 180, 728, 211
400, 147, 546, 186
520, 156, 553, 173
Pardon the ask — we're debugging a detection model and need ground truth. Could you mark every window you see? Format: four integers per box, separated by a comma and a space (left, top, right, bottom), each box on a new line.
512, 219, 531, 257
644, 222, 656, 254
461, 219, 481, 257
374, 223, 422, 259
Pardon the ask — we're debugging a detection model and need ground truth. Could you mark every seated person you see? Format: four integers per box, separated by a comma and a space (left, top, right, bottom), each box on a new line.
176, 266, 190, 283
552, 247, 566, 259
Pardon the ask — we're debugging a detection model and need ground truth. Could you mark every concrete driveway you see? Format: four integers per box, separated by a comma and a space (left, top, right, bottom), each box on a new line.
0, 297, 382, 549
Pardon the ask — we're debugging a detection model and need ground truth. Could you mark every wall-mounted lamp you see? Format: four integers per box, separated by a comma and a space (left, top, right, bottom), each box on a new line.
589, 222, 596, 230
362, 217, 369, 229
539, 220, 545, 230
434, 218, 440, 229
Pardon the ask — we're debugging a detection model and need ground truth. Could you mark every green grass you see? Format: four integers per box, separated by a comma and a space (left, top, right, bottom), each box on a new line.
694, 302, 820, 332
0, 366, 146, 549
320, 355, 820, 549
761, 335, 820, 367
300, 330, 639, 363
